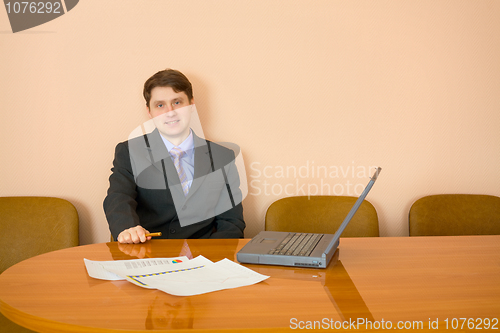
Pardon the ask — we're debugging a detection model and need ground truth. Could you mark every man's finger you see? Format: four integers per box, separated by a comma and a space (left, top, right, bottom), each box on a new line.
135, 227, 147, 243
118, 231, 131, 244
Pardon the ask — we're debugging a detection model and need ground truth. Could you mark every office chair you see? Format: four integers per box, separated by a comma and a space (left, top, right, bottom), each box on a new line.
0, 196, 79, 333
409, 194, 500, 236
265, 196, 379, 237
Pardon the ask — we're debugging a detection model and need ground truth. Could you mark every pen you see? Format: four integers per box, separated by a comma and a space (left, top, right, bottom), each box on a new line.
145, 232, 162, 237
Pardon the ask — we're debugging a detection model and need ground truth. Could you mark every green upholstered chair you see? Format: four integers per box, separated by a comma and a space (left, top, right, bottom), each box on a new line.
409, 194, 500, 236
265, 196, 379, 237
0, 196, 79, 332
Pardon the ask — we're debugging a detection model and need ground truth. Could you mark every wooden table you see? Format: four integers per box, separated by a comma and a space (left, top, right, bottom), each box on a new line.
0, 236, 499, 332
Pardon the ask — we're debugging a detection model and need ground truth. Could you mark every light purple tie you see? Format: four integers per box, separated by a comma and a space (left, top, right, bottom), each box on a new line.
170, 147, 189, 196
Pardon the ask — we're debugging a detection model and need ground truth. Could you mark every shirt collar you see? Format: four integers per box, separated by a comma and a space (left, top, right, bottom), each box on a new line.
161, 130, 195, 157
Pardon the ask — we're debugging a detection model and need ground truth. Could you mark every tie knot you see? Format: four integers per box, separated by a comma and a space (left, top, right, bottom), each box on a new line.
170, 147, 184, 158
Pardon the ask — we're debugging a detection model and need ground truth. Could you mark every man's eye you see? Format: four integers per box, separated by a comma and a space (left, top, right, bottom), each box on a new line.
157, 104, 163, 108
174, 101, 180, 105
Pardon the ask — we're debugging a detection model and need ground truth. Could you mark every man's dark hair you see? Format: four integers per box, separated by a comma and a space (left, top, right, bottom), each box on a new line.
143, 69, 193, 108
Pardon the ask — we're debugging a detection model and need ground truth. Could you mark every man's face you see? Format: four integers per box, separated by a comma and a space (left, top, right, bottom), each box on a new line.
148, 86, 194, 145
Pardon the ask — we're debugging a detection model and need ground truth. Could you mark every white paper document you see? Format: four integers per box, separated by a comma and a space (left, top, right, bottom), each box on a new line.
84, 255, 269, 296
84, 257, 189, 282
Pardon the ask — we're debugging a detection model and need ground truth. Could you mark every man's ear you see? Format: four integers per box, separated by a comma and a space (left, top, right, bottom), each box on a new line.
146, 106, 153, 119
190, 97, 195, 105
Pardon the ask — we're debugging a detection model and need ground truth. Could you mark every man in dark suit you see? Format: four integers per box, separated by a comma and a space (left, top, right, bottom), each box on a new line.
104, 69, 245, 243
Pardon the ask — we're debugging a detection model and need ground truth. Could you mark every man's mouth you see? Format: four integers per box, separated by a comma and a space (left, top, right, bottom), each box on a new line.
165, 120, 180, 125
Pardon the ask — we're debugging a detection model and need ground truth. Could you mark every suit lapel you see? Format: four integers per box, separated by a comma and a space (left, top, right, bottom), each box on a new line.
143, 129, 184, 196
142, 130, 215, 201
186, 134, 213, 200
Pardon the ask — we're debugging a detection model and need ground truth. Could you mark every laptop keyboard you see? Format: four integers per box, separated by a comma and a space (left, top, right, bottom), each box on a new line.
267, 233, 323, 257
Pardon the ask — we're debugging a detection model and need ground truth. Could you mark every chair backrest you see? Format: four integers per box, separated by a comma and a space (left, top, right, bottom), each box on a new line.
409, 194, 500, 236
265, 196, 379, 237
0, 197, 79, 274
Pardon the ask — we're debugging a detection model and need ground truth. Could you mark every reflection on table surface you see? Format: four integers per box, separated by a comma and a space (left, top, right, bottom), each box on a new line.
0, 236, 499, 332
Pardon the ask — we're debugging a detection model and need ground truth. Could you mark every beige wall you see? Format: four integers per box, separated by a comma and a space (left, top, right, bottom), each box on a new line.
1, 0, 499, 244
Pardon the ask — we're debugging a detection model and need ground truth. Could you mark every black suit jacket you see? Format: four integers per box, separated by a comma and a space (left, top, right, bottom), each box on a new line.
104, 130, 245, 240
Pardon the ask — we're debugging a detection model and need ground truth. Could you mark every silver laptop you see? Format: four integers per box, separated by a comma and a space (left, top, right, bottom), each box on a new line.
237, 167, 381, 268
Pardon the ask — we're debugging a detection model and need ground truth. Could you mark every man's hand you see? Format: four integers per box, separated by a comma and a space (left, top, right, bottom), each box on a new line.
117, 225, 151, 244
